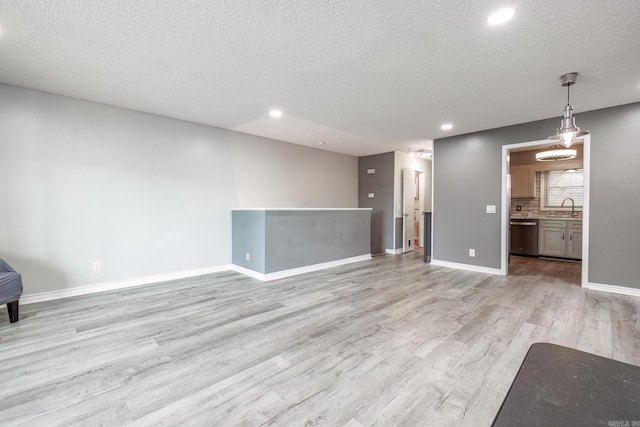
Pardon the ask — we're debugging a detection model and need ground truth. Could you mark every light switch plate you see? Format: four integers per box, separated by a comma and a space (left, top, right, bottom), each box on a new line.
368, 193, 374, 198
367, 168, 375, 174
486, 205, 496, 214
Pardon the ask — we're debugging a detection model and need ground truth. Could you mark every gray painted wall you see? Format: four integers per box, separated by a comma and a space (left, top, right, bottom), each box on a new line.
228, 132, 357, 208
583, 104, 640, 288
231, 211, 266, 274
358, 153, 394, 254
423, 159, 433, 212
0, 84, 358, 296
395, 218, 403, 250
265, 210, 371, 273
433, 102, 640, 289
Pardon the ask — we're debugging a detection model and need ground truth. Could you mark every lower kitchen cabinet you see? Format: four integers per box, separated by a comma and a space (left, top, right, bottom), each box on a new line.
539, 226, 566, 257
566, 222, 583, 259
539, 220, 582, 260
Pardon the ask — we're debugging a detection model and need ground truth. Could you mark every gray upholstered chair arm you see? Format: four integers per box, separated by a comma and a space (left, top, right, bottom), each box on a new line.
0, 258, 23, 323
0, 258, 17, 273
0, 272, 23, 305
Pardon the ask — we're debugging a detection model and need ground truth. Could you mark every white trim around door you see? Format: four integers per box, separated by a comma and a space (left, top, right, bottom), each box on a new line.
500, 136, 591, 287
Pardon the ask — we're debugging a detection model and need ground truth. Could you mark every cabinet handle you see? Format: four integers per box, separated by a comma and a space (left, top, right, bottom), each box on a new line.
562, 232, 564, 240
570, 232, 573, 241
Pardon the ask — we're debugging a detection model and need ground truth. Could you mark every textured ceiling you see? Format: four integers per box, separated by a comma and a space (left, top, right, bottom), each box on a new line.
1, 0, 639, 156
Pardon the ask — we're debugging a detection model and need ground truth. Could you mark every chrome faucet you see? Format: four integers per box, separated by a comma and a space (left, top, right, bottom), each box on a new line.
561, 198, 579, 217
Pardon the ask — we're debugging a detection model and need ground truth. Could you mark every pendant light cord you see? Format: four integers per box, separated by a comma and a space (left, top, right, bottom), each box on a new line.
567, 83, 570, 106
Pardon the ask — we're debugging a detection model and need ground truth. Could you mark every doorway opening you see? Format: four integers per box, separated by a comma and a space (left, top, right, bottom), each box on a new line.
402, 168, 428, 253
402, 168, 416, 253
501, 136, 590, 287
414, 170, 422, 247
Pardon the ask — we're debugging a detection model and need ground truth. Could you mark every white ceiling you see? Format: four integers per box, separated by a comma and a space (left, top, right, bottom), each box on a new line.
1, 1, 639, 157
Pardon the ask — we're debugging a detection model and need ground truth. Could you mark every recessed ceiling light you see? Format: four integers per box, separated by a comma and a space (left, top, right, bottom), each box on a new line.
441, 123, 453, 130
269, 109, 283, 118
488, 8, 515, 25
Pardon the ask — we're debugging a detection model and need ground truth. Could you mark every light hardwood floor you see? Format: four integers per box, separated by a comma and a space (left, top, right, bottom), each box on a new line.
1, 254, 639, 426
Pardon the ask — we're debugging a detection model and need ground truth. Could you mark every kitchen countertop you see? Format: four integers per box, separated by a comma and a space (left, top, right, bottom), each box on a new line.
511, 217, 583, 221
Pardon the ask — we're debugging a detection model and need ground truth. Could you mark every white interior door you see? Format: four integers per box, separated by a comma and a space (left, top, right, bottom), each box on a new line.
403, 168, 416, 253
506, 150, 512, 269
417, 171, 424, 247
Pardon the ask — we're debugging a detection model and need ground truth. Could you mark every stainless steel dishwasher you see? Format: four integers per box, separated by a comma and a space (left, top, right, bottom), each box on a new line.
510, 219, 538, 256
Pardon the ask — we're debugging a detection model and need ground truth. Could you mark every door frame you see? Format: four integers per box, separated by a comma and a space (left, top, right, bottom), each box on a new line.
500, 135, 590, 287
402, 167, 416, 253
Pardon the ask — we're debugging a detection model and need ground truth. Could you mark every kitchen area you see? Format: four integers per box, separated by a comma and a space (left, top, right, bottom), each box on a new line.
509, 144, 584, 264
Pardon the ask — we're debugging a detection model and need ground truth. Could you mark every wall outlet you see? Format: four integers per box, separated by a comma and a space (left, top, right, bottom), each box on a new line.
368, 193, 374, 198
245, 253, 251, 262
367, 168, 376, 174
486, 205, 496, 214
469, 249, 475, 257
93, 261, 101, 271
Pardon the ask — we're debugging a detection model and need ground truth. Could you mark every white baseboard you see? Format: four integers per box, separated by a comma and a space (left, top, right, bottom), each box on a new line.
586, 282, 640, 298
230, 265, 266, 281
232, 254, 372, 282
430, 259, 503, 275
19, 265, 232, 305
385, 248, 403, 255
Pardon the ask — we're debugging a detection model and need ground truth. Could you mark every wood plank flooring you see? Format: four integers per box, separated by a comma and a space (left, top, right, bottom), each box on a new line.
1, 254, 639, 426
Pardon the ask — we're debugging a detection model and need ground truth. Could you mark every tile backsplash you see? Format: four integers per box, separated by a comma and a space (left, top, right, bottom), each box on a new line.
511, 172, 583, 219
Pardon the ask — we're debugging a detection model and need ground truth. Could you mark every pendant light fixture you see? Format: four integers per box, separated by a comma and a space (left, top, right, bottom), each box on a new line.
548, 72, 589, 147
535, 144, 577, 162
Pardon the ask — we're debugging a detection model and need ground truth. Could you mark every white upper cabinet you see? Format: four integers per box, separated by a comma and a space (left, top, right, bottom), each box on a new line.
511, 166, 535, 198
